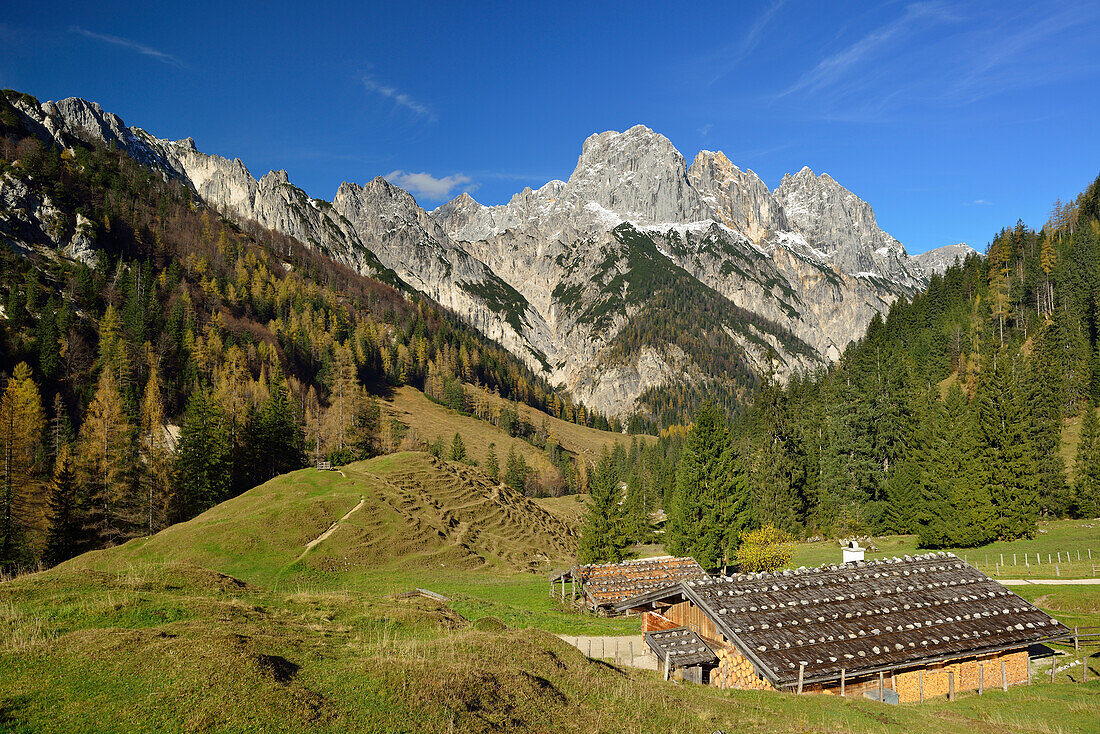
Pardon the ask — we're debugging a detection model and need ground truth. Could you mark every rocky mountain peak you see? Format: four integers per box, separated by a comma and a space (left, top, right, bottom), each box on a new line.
565, 124, 710, 226
688, 150, 787, 244
913, 243, 980, 275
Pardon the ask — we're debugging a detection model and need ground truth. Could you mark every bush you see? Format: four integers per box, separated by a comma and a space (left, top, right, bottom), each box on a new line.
735, 525, 794, 573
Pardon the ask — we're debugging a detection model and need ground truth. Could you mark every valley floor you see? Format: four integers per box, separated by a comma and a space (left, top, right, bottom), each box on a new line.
2, 459, 1099, 733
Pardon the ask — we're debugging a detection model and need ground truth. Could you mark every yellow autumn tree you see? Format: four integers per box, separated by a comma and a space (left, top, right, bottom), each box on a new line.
140, 353, 173, 534
0, 362, 46, 559
79, 368, 135, 543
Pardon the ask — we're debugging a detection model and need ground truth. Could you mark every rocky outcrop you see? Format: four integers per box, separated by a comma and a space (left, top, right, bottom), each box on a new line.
687, 151, 787, 244
914, 243, 980, 275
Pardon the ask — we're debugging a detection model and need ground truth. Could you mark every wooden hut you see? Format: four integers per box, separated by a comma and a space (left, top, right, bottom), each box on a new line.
616, 552, 1070, 701
549, 556, 708, 613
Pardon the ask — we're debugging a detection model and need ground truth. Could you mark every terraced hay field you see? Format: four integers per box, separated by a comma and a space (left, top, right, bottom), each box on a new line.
65, 453, 579, 586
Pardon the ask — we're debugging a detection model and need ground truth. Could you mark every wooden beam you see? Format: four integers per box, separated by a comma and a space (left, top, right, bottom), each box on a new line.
840, 668, 846, 697
978, 663, 984, 695
1001, 660, 1007, 692
797, 662, 805, 694
918, 669, 924, 703
878, 671, 884, 702
948, 671, 955, 701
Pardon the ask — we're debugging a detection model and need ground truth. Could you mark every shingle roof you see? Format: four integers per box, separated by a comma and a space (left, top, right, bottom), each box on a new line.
621, 552, 1069, 686
645, 627, 718, 667
571, 556, 708, 608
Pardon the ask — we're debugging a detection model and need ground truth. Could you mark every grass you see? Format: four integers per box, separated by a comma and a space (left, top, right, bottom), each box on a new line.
792, 519, 1100, 579
382, 385, 651, 486
4, 452, 1100, 731
3, 563, 1099, 733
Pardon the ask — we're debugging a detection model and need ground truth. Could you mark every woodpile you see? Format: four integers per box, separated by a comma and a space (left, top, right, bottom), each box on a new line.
711, 647, 773, 691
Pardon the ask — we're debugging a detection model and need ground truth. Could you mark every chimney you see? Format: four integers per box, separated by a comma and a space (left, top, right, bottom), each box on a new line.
842, 541, 865, 564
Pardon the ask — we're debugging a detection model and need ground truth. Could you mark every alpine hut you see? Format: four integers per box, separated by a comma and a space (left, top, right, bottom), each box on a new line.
549, 556, 708, 613
615, 552, 1070, 701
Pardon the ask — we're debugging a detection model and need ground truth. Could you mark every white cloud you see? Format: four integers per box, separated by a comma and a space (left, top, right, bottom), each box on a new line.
362, 73, 435, 120
386, 170, 474, 200
962, 199, 992, 206
698, 123, 713, 137
70, 26, 183, 67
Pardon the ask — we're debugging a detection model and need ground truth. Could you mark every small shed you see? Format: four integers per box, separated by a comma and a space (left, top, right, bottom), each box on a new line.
549, 556, 708, 613
646, 627, 718, 684
616, 552, 1070, 702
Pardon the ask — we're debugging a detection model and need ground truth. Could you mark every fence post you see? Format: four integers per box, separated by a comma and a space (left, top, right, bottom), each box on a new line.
1057, 564, 1060, 577
1052, 655, 1057, 683
879, 671, 884, 702
948, 671, 955, 701
1074, 627, 1079, 651
841, 668, 846, 697
1027, 658, 1032, 685
918, 669, 924, 702
798, 662, 805, 694
1000, 554, 1004, 566
1013, 553, 1017, 565
1001, 660, 1007, 692
979, 663, 984, 695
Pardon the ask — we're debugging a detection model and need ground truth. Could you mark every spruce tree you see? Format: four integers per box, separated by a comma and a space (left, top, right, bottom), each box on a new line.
44, 444, 80, 565
1074, 405, 1100, 517
976, 350, 1039, 540
504, 446, 528, 494
667, 401, 746, 570
449, 432, 466, 462
577, 451, 628, 564
485, 442, 499, 481
174, 386, 232, 518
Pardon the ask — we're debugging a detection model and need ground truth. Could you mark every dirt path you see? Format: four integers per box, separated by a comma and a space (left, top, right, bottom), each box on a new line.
296, 496, 365, 561
999, 579, 1100, 585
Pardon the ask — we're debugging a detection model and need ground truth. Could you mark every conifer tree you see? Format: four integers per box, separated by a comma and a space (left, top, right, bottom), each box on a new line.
505, 446, 528, 494
0, 362, 46, 563
140, 356, 173, 533
485, 442, 499, 481
449, 432, 466, 462
976, 350, 1038, 539
255, 377, 306, 481
577, 451, 628, 564
667, 401, 746, 570
78, 367, 135, 544
174, 385, 232, 518
1074, 405, 1100, 518
44, 444, 80, 565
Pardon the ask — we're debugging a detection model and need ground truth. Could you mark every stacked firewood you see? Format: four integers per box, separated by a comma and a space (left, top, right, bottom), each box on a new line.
712, 648, 772, 690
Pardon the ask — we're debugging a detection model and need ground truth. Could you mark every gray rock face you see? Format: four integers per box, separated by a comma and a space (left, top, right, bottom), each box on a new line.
913, 243, 979, 275
774, 167, 924, 289
687, 151, 788, 244
12, 92, 941, 418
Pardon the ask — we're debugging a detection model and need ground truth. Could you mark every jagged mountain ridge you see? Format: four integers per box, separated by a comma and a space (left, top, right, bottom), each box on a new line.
6, 95, 933, 419
914, 243, 981, 275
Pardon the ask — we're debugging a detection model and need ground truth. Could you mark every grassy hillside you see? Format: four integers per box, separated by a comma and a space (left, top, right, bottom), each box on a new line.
384, 385, 652, 485
63, 453, 578, 585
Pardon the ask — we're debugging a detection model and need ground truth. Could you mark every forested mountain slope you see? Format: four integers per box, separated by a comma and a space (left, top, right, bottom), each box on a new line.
0, 89, 613, 571
728, 175, 1100, 545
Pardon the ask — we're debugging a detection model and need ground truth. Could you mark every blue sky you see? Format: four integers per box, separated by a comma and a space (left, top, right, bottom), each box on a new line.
4, 1, 1099, 254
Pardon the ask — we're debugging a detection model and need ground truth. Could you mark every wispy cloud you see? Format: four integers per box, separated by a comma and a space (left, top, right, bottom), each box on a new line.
707, 0, 788, 84
779, 2, 954, 98
69, 26, 183, 67
362, 73, 435, 120
386, 170, 473, 200
698, 123, 713, 137
774, 2, 1099, 122
963, 199, 992, 206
